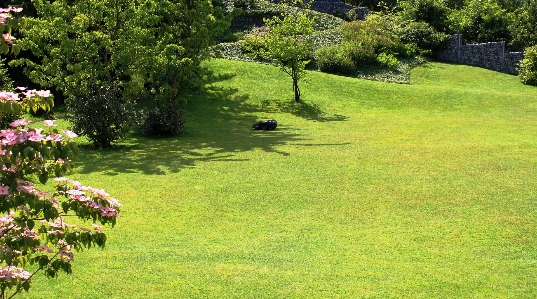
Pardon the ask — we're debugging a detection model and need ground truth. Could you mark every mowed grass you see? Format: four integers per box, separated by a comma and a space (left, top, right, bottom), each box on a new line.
22, 60, 537, 298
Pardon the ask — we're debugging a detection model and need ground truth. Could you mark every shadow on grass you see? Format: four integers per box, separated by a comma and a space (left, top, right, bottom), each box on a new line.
76, 72, 310, 175
260, 100, 348, 122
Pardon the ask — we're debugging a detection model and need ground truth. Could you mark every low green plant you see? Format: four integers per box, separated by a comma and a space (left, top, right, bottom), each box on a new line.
315, 44, 356, 74
518, 45, 537, 86
341, 20, 406, 56
377, 52, 399, 68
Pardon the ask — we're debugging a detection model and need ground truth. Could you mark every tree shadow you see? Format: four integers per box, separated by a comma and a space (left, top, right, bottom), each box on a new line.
259, 100, 348, 122
75, 72, 310, 175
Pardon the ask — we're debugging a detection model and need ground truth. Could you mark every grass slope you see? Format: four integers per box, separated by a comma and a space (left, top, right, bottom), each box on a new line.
23, 60, 537, 298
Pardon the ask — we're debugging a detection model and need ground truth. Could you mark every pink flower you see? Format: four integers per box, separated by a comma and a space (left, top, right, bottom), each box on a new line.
0, 91, 19, 101
58, 249, 74, 261
36, 245, 54, 254
62, 130, 78, 139
48, 197, 59, 208
93, 224, 103, 232
0, 213, 14, 224
2, 33, 15, 44
100, 206, 117, 217
107, 197, 122, 207
93, 188, 109, 199
9, 119, 29, 128
66, 189, 85, 199
36, 90, 51, 97
0, 266, 31, 281
26, 131, 44, 142
0, 185, 9, 196
45, 134, 62, 142
43, 120, 56, 127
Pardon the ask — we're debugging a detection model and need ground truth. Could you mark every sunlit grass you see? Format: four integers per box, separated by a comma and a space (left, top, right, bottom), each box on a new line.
21, 60, 537, 298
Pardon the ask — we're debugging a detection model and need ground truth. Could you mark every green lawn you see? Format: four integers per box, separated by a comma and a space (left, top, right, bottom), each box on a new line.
23, 59, 537, 298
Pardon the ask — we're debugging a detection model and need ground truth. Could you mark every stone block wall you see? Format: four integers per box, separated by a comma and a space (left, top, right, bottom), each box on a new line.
435, 34, 524, 75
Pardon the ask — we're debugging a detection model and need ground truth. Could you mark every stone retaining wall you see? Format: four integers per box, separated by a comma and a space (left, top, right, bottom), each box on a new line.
436, 34, 524, 75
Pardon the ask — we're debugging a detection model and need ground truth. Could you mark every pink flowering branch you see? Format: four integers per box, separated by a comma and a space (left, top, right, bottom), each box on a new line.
0, 87, 119, 298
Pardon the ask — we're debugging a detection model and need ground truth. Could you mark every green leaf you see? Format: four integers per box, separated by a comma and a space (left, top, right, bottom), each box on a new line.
23, 147, 36, 160
22, 279, 31, 292
61, 201, 70, 214
9, 17, 19, 29
68, 142, 79, 155
11, 43, 21, 56
39, 172, 49, 184
27, 219, 35, 230
38, 255, 49, 267
0, 42, 8, 55
53, 148, 60, 160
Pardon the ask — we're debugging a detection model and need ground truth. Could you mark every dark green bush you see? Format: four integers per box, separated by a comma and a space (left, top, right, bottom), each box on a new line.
518, 45, 537, 86
315, 44, 356, 75
398, 0, 451, 33
450, 0, 510, 43
139, 103, 185, 137
395, 21, 451, 54
343, 0, 398, 11
67, 84, 136, 148
508, 0, 537, 51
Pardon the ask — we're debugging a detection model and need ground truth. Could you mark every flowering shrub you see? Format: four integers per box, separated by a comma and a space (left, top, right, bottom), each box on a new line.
0, 89, 120, 298
3, 19, 119, 299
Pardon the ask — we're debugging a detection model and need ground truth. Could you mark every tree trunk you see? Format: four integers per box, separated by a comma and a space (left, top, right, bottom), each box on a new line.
293, 74, 300, 102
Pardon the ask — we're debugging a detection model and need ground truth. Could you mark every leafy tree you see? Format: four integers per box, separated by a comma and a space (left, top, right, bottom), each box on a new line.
242, 12, 315, 102
13, 0, 140, 147
16, 0, 235, 142
398, 0, 451, 33
449, 0, 510, 43
509, 0, 537, 51
136, 0, 235, 136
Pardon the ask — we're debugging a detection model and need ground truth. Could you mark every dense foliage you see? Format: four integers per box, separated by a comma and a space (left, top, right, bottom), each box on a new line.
508, 0, 537, 51
315, 19, 409, 75
13, 0, 234, 146
449, 0, 510, 43
518, 45, 537, 86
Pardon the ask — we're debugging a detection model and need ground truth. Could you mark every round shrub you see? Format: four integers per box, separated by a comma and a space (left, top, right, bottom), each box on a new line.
315, 44, 356, 75
67, 84, 136, 148
518, 45, 537, 86
139, 103, 185, 137
345, 42, 377, 65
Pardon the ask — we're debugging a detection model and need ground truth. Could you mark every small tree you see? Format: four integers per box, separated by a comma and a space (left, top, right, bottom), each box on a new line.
518, 45, 537, 86
242, 12, 315, 102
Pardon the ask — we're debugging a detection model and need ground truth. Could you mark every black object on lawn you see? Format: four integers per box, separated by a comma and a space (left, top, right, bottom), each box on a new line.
253, 119, 277, 130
